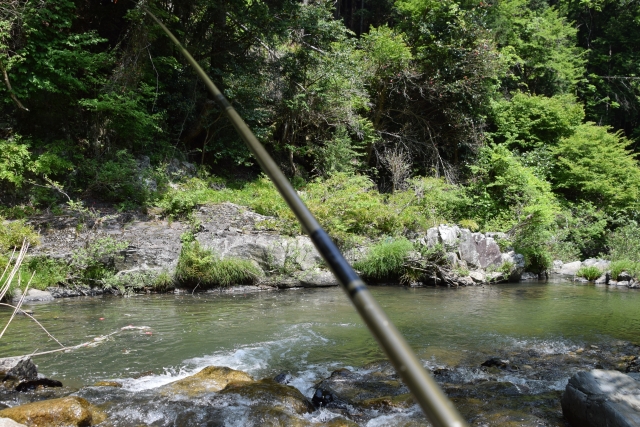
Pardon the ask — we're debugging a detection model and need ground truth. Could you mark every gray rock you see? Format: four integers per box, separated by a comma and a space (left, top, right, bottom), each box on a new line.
560, 261, 582, 276
47, 285, 105, 298
298, 271, 338, 287
1, 358, 38, 381
0, 418, 27, 427
617, 281, 630, 287
594, 274, 607, 285
552, 260, 564, 270
520, 272, 538, 280
468, 271, 485, 283
562, 370, 640, 427
425, 227, 439, 247
618, 271, 633, 281
165, 158, 196, 179
438, 224, 460, 250
12, 289, 53, 303
583, 258, 611, 270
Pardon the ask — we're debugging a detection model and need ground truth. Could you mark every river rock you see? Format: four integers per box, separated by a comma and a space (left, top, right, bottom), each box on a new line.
312, 365, 409, 410
583, 258, 610, 271
11, 289, 53, 303
219, 378, 314, 414
559, 261, 582, 276
561, 370, 640, 427
0, 396, 105, 427
0, 419, 26, 427
161, 366, 253, 397
1, 359, 37, 381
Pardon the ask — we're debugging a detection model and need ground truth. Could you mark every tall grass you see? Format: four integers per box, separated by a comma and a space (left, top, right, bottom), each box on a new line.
576, 265, 602, 281
175, 242, 261, 287
610, 259, 639, 280
353, 238, 413, 280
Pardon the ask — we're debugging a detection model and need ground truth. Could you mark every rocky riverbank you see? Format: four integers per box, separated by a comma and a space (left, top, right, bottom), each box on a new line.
13, 204, 527, 300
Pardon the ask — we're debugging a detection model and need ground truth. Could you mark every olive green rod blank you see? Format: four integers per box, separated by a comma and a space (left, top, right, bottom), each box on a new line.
143, 8, 467, 427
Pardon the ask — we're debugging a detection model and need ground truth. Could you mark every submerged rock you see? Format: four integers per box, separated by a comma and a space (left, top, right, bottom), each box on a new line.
0, 396, 105, 427
219, 378, 314, 414
14, 379, 62, 392
312, 366, 409, 410
161, 366, 253, 397
561, 370, 640, 427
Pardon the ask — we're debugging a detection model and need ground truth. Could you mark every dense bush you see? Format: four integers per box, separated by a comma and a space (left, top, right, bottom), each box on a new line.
576, 265, 602, 281
606, 224, 640, 262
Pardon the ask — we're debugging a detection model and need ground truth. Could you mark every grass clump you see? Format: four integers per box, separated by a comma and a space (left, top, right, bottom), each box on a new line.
175, 242, 261, 288
576, 265, 602, 281
609, 260, 639, 280
353, 238, 413, 280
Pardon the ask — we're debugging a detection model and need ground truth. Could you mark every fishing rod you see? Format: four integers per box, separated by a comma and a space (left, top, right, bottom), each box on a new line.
142, 7, 467, 427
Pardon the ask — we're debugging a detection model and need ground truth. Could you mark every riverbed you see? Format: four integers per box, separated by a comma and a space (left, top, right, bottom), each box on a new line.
1, 280, 639, 425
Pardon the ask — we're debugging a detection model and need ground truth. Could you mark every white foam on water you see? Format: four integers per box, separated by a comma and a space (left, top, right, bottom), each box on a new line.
365, 405, 423, 427
120, 323, 336, 393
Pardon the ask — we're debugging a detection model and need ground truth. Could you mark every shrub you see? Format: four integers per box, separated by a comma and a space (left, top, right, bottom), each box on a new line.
576, 266, 602, 281
353, 238, 413, 280
68, 237, 129, 285
610, 260, 640, 281
0, 218, 40, 252
175, 242, 261, 287
552, 123, 640, 213
607, 224, 640, 262
102, 269, 175, 296
21, 256, 69, 290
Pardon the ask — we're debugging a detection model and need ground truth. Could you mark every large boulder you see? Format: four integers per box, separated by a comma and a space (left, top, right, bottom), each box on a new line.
458, 229, 503, 269
0, 396, 105, 427
559, 261, 582, 276
0, 358, 37, 381
561, 370, 640, 427
160, 366, 253, 397
219, 379, 314, 414
0, 419, 26, 427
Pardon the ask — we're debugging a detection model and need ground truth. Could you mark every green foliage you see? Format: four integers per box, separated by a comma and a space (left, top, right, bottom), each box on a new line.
489, 0, 585, 95
606, 224, 640, 262
84, 151, 148, 206
69, 237, 128, 285
20, 256, 68, 291
552, 123, 640, 212
175, 242, 261, 288
353, 238, 413, 280
102, 269, 174, 297
576, 265, 602, 281
458, 219, 479, 232
610, 260, 640, 281
490, 93, 584, 152
0, 218, 40, 252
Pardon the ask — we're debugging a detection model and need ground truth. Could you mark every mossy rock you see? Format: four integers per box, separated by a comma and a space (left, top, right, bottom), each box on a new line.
92, 381, 122, 388
0, 396, 106, 426
161, 366, 253, 397
359, 392, 415, 410
220, 379, 314, 415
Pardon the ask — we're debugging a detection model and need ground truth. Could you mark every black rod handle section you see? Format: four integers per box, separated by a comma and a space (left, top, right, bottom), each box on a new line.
143, 7, 467, 427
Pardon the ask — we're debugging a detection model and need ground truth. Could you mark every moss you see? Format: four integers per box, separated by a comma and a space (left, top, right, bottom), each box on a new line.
175, 242, 261, 288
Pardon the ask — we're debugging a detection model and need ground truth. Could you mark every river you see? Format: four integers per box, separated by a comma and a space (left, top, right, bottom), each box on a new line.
1, 280, 639, 426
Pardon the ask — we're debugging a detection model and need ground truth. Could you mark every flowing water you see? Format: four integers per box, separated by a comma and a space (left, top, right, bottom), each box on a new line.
1, 280, 639, 426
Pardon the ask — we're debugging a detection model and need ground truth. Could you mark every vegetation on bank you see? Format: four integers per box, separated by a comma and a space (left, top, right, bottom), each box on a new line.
2, 0, 640, 291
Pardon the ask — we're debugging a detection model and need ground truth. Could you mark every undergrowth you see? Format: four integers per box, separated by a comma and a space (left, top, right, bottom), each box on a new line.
609, 260, 639, 280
